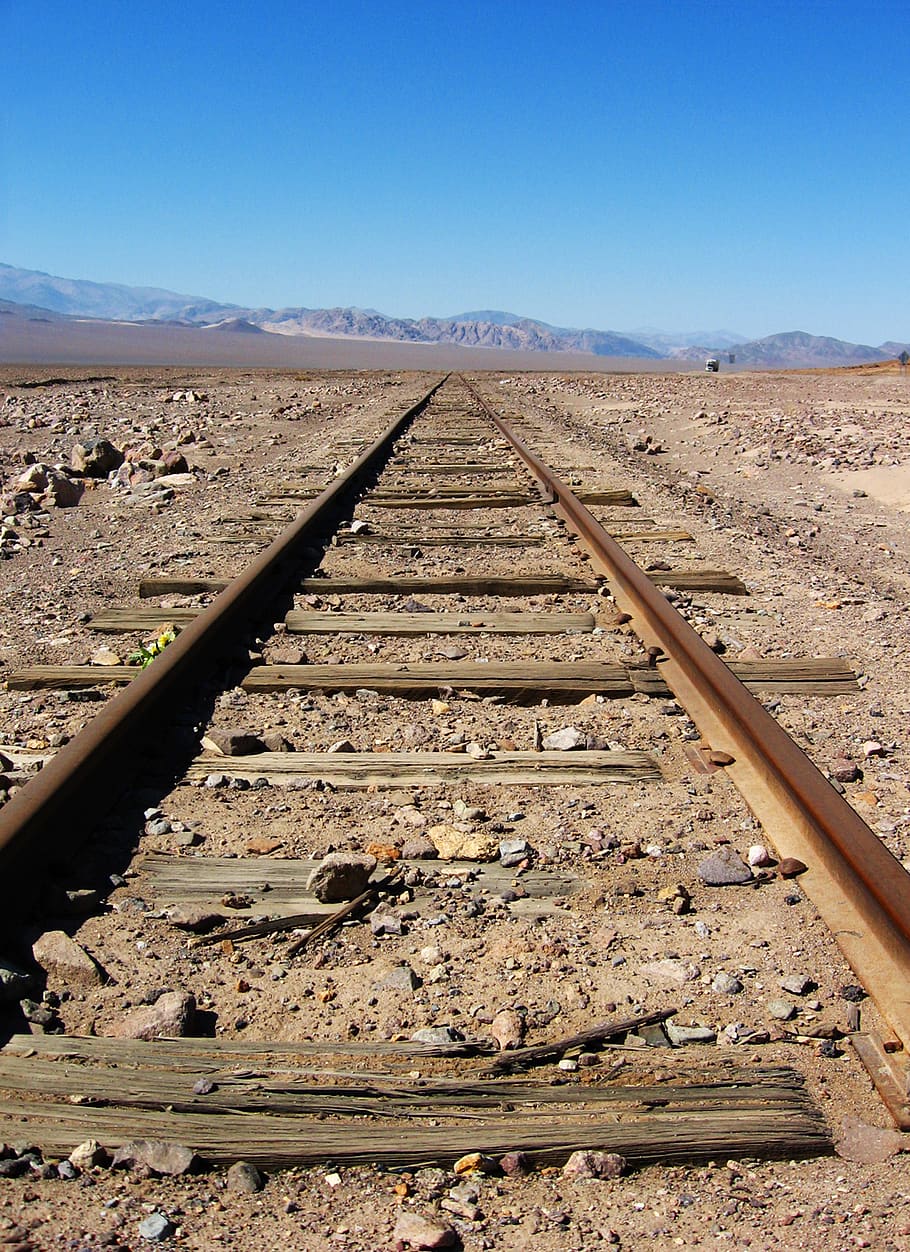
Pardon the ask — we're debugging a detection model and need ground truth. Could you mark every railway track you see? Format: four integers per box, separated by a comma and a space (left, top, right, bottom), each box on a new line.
0, 370, 908, 1246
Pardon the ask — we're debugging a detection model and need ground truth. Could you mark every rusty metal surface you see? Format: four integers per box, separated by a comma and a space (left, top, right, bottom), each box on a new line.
0, 378, 445, 911
473, 379, 910, 1053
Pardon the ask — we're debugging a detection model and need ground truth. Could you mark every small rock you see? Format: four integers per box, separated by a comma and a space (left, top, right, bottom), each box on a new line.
666, 1023, 716, 1045
830, 758, 861, 783
835, 1116, 905, 1163
862, 740, 885, 759
378, 965, 421, 993
427, 823, 496, 861
68, 1139, 108, 1170
499, 838, 530, 868
202, 728, 266, 756
113, 990, 196, 1040
370, 910, 403, 936
453, 1152, 497, 1175
490, 1008, 525, 1050
72, 438, 124, 476
0, 957, 33, 1002
306, 852, 376, 903
411, 1025, 464, 1045
227, 1160, 265, 1192
698, 848, 752, 886
747, 844, 773, 867
32, 930, 106, 989
393, 1209, 457, 1250
401, 836, 437, 860
781, 974, 813, 995
138, 1213, 175, 1242
113, 1138, 198, 1175
167, 906, 226, 933
542, 726, 586, 751
712, 971, 744, 995
707, 749, 735, 765
840, 984, 866, 1003
499, 1150, 531, 1175
562, 1150, 626, 1180
778, 857, 808, 878
767, 998, 797, 1020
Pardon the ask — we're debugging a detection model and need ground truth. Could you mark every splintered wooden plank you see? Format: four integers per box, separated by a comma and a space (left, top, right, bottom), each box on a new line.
728, 658, 858, 693
0, 1062, 830, 1168
5, 658, 856, 696
576, 490, 637, 505
136, 575, 598, 598
608, 528, 693, 542
185, 749, 660, 788
332, 533, 544, 548
7, 666, 137, 690
296, 575, 598, 595
89, 608, 202, 632
367, 494, 537, 509
139, 578, 229, 597
646, 570, 748, 594
283, 610, 596, 635
241, 661, 634, 700
135, 854, 586, 919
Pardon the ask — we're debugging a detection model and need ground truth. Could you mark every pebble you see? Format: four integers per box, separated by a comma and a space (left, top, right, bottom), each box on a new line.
138, 1213, 175, 1242
666, 1023, 716, 1045
0, 957, 33, 1002
830, 757, 861, 782
780, 973, 813, 995
411, 1025, 464, 1045
114, 990, 196, 1040
490, 1008, 525, 1050
541, 726, 586, 751
369, 910, 403, 936
712, 971, 744, 994
227, 1160, 265, 1192
499, 1150, 531, 1175
32, 929, 106, 989
392, 1209, 457, 1249
747, 844, 772, 867
698, 847, 752, 886
778, 857, 808, 877
306, 852, 376, 903
378, 965, 421, 993
767, 998, 797, 1020
68, 1138, 107, 1169
201, 727, 266, 756
499, 837, 530, 867
562, 1149, 626, 1180
113, 1138, 198, 1176
427, 823, 496, 861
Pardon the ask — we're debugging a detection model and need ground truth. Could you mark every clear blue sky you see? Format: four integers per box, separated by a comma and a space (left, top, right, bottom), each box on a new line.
2, 0, 908, 342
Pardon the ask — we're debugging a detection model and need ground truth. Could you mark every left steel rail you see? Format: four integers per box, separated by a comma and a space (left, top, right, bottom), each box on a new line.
0, 376, 446, 915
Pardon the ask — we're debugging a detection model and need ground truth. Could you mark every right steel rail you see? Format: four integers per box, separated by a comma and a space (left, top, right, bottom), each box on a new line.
477, 384, 910, 1061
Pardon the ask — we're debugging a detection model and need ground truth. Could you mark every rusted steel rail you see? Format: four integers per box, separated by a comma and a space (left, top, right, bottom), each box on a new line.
467, 378, 910, 1075
0, 377, 446, 921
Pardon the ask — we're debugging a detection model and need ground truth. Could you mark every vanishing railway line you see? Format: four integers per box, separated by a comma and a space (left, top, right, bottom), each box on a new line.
0, 372, 908, 1206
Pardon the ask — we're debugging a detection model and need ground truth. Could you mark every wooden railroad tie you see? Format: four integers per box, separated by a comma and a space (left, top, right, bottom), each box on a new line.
7, 658, 858, 696
0, 1037, 831, 1169
182, 748, 661, 789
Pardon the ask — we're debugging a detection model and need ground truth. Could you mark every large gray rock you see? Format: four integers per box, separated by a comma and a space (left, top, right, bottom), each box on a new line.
393, 1210, 457, 1249
113, 1139, 198, 1175
562, 1149, 626, 1180
113, 990, 195, 1040
698, 847, 752, 885
32, 930, 106, 989
307, 852, 376, 902
72, 439, 124, 477
542, 726, 586, 751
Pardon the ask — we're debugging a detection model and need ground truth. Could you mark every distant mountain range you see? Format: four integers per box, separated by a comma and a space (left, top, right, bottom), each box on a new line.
0, 263, 905, 367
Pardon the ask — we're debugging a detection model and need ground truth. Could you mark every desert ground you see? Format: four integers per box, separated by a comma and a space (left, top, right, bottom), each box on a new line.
0, 362, 908, 1251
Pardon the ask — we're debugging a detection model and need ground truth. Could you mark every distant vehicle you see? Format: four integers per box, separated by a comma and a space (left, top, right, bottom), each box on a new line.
705, 358, 720, 372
